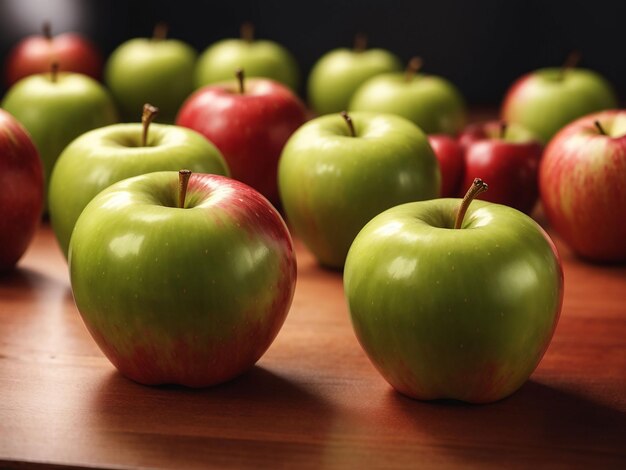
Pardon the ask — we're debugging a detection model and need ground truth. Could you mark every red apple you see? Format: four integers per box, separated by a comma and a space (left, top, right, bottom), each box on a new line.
427, 134, 464, 197
0, 109, 44, 271
459, 121, 543, 214
539, 110, 626, 262
176, 70, 308, 204
5, 22, 103, 87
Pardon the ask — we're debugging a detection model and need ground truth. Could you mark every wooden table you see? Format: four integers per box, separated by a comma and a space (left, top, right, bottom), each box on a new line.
1, 222, 624, 469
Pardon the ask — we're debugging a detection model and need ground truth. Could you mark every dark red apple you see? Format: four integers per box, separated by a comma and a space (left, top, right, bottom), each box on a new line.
459, 121, 543, 214
5, 22, 103, 87
427, 134, 464, 197
0, 109, 44, 271
176, 70, 308, 204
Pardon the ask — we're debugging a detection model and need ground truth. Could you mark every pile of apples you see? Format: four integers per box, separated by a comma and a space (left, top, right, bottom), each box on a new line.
1, 22, 623, 403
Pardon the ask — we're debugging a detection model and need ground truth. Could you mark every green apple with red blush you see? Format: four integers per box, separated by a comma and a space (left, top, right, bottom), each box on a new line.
68, 170, 297, 387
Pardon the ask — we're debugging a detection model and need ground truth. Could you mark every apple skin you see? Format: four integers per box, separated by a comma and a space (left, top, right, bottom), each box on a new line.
1, 72, 118, 203
177, 78, 308, 205
427, 135, 464, 197
539, 110, 626, 262
5, 30, 103, 87
278, 112, 440, 269
501, 68, 617, 144
459, 121, 543, 214
68, 171, 297, 387
105, 38, 197, 122
195, 38, 299, 92
344, 199, 563, 404
0, 109, 44, 271
49, 123, 229, 257
349, 72, 467, 135
307, 47, 402, 115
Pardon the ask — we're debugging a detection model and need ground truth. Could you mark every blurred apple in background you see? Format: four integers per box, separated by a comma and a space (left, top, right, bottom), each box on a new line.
195, 22, 299, 92
4, 21, 103, 86
540, 110, 626, 262
177, 70, 307, 205
349, 57, 467, 135
307, 34, 402, 115
501, 53, 618, 144
427, 134, 464, 197
0, 109, 44, 271
105, 23, 196, 123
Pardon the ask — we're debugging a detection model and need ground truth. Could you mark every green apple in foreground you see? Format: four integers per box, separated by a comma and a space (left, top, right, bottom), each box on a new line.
69, 170, 297, 387
49, 104, 229, 257
349, 57, 466, 135
344, 179, 563, 403
105, 23, 197, 122
279, 111, 440, 269
307, 35, 402, 115
195, 23, 299, 91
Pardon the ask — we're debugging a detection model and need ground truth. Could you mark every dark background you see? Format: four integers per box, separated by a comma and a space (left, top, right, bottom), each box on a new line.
0, 0, 624, 106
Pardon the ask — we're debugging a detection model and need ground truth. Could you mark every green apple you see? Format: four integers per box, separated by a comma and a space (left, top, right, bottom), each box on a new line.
195, 23, 299, 92
105, 23, 197, 122
344, 179, 563, 404
278, 111, 440, 269
502, 62, 617, 144
307, 35, 402, 115
1, 66, 117, 205
49, 104, 229, 257
69, 170, 297, 387
349, 57, 466, 135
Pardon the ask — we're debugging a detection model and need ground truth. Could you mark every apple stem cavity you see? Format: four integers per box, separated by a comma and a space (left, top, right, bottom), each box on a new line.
340, 111, 356, 137
500, 121, 508, 139
241, 22, 254, 42
354, 33, 367, 52
178, 170, 192, 209
559, 51, 581, 80
236, 68, 245, 94
141, 103, 159, 147
454, 178, 489, 229
42, 21, 52, 40
153, 22, 168, 41
405, 57, 423, 82
50, 61, 59, 83
594, 120, 607, 136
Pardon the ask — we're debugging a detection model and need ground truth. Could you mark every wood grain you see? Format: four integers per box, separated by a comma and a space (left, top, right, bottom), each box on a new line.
0, 221, 624, 469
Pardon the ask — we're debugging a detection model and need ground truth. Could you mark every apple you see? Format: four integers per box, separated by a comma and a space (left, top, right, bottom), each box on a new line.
349, 57, 467, 135
307, 34, 402, 115
68, 170, 296, 387
49, 104, 229, 257
177, 70, 308, 205
105, 23, 197, 122
344, 179, 563, 403
459, 121, 543, 214
278, 111, 440, 269
1, 64, 117, 206
5, 22, 103, 87
539, 110, 626, 262
195, 22, 299, 92
0, 109, 44, 271
427, 134, 464, 197
501, 53, 618, 144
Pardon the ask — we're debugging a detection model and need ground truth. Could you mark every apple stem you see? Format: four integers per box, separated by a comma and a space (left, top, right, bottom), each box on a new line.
454, 178, 488, 229
141, 103, 159, 147
153, 22, 168, 41
405, 57, 423, 82
340, 111, 356, 137
178, 170, 192, 209
559, 51, 581, 80
236, 68, 245, 94
500, 121, 508, 139
50, 61, 59, 83
354, 33, 367, 52
594, 120, 607, 136
42, 21, 52, 40
241, 22, 254, 42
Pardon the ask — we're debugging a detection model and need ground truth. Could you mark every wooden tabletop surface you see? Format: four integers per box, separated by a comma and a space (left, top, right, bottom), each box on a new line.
1, 220, 625, 469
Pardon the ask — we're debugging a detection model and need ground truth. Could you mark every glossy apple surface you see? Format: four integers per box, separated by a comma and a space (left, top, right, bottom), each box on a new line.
502, 67, 617, 144
539, 110, 626, 262
344, 198, 563, 403
177, 77, 307, 204
279, 112, 440, 269
49, 123, 229, 257
69, 171, 297, 387
427, 134, 464, 197
0, 109, 44, 270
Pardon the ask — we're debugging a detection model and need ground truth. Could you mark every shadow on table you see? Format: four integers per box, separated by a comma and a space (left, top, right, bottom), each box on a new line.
88, 365, 337, 467
0, 266, 63, 294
